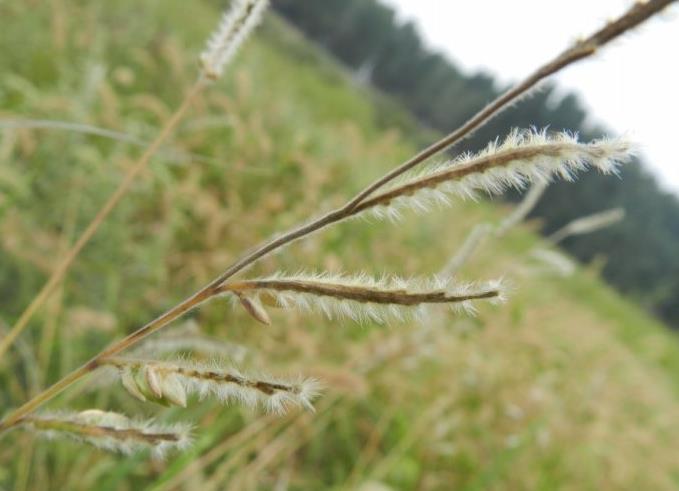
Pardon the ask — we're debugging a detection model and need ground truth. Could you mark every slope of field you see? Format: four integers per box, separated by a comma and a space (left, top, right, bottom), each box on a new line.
2, 1, 679, 490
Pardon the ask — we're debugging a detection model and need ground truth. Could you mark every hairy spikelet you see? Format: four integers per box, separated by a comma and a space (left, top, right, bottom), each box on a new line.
105, 358, 320, 414
199, 0, 269, 80
220, 272, 505, 324
23, 410, 191, 458
236, 293, 272, 325
354, 129, 633, 221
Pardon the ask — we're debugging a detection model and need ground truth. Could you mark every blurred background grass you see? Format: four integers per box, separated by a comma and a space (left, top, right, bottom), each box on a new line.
2, 0, 679, 489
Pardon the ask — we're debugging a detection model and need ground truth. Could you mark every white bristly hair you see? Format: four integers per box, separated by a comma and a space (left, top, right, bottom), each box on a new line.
357, 129, 633, 222
199, 0, 269, 80
108, 358, 321, 414
224, 272, 506, 324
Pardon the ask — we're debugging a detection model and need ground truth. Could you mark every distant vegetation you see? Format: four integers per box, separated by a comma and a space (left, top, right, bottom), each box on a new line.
273, 0, 679, 328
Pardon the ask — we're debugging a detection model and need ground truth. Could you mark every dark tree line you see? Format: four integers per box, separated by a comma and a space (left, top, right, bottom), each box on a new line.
272, 0, 679, 328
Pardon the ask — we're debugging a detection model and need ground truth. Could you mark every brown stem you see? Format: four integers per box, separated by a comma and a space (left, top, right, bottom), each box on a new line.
1, 0, 672, 435
342, 0, 675, 211
351, 143, 563, 214
0, 287, 215, 432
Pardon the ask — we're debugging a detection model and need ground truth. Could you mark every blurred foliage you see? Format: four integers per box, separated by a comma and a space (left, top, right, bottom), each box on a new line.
2, 0, 679, 490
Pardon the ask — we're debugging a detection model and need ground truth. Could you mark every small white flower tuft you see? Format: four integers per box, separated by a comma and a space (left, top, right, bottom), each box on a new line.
357, 129, 633, 221
24, 410, 192, 458
199, 0, 269, 80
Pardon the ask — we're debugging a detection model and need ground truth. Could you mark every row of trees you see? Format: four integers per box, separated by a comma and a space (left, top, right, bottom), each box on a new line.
273, 0, 679, 328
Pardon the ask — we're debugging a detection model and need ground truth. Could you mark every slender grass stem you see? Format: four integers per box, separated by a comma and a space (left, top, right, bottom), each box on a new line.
0, 0, 671, 435
342, 0, 675, 211
0, 80, 206, 361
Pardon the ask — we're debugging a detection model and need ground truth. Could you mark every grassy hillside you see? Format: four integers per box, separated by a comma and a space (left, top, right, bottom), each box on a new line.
2, 1, 679, 489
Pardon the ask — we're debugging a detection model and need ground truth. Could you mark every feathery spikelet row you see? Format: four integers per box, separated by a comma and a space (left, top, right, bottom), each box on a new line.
22, 410, 191, 458
220, 272, 506, 324
104, 357, 320, 414
353, 129, 633, 221
199, 0, 269, 80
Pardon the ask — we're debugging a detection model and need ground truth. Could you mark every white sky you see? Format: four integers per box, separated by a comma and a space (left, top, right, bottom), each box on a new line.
382, 0, 679, 193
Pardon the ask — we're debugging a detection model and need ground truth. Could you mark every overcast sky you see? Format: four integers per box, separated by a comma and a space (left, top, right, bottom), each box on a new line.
382, 0, 679, 194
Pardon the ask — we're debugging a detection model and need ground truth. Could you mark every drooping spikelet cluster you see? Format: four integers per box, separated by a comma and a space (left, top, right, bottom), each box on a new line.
23, 410, 191, 458
104, 357, 320, 414
354, 129, 633, 221
199, 0, 269, 80
219, 272, 506, 324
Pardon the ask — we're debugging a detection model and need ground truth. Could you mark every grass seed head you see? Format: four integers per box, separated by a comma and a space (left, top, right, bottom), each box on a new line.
220, 272, 505, 324
200, 0, 269, 80
23, 410, 192, 458
105, 358, 320, 414
356, 129, 634, 221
